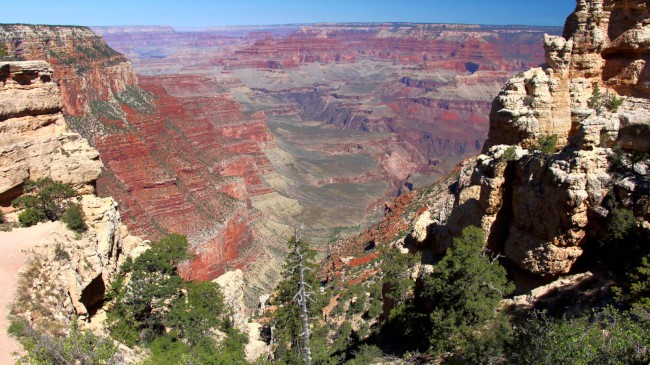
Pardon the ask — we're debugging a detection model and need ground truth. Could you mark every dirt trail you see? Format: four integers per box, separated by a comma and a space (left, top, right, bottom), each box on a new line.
0, 221, 64, 364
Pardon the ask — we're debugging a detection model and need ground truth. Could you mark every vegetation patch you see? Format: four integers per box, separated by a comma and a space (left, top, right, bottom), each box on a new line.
531, 133, 558, 155
60, 203, 87, 233
107, 233, 248, 364
89, 100, 124, 121
9, 318, 120, 365
115, 85, 156, 114
12, 178, 78, 227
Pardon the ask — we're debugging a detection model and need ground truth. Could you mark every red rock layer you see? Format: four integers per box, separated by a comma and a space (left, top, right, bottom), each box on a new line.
0, 25, 277, 281
94, 76, 276, 280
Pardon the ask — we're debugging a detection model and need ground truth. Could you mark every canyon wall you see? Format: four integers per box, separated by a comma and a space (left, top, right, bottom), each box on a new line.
333, 0, 649, 284
0, 26, 273, 290
93, 24, 558, 264
0, 60, 101, 203
0, 60, 145, 328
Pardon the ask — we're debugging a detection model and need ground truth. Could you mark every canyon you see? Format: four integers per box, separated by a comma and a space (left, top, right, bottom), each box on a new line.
330, 0, 650, 294
1, 23, 559, 304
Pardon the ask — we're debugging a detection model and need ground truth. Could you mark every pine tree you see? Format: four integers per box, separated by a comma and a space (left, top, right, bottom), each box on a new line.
272, 231, 320, 364
422, 226, 514, 362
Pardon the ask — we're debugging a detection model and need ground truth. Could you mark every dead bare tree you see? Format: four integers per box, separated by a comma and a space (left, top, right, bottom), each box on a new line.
293, 227, 313, 365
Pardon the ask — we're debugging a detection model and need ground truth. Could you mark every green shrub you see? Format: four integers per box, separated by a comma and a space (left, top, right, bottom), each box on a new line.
589, 83, 626, 113
9, 317, 120, 365
606, 209, 650, 311
607, 208, 636, 242
0, 209, 4, 224
589, 83, 603, 110
509, 307, 650, 365
381, 244, 418, 303
532, 134, 558, 155
12, 178, 78, 222
107, 234, 192, 346
610, 145, 626, 171
54, 243, 70, 261
422, 226, 514, 360
502, 145, 517, 161
18, 207, 47, 227
106, 233, 247, 363
607, 94, 625, 112
347, 344, 383, 364
61, 203, 87, 233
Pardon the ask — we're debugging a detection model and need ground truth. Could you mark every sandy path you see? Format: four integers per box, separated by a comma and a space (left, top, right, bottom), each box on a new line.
0, 221, 64, 364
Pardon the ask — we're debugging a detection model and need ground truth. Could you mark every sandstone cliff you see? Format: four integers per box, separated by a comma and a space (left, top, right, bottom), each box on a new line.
0, 61, 101, 202
450, 0, 650, 276
332, 0, 649, 282
0, 61, 145, 334
0, 25, 137, 119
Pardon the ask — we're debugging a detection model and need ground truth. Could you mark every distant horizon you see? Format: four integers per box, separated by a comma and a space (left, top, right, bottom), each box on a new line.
1, 0, 575, 28
87, 22, 564, 29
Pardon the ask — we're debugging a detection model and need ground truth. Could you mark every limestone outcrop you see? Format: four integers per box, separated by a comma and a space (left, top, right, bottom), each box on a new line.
213, 269, 271, 362
0, 25, 137, 118
0, 61, 101, 200
8, 194, 145, 333
438, 0, 650, 277
0, 60, 146, 329
486, 0, 650, 151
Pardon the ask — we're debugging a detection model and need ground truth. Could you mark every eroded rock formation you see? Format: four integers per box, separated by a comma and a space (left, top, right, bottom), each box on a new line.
432, 0, 650, 277
0, 26, 272, 288
332, 0, 649, 281
486, 0, 650, 150
0, 61, 145, 326
0, 61, 101, 201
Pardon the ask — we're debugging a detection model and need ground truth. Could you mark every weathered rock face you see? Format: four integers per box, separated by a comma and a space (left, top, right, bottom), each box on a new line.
69, 195, 146, 316
0, 25, 137, 117
0, 61, 101, 202
213, 269, 272, 362
10, 194, 145, 331
0, 26, 273, 286
0, 58, 145, 325
449, 145, 615, 276
334, 0, 649, 281
440, 0, 650, 276
486, 0, 650, 150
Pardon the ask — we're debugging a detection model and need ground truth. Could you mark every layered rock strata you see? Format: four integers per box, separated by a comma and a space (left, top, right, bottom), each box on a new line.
333, 0, 649, 281
0, 61, 101, 202
0, 61, 145, 326
0, 25, 137, 118
0, 26, 273, 285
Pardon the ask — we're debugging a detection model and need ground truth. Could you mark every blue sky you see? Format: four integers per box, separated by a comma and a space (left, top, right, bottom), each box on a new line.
2, 0, 575, 27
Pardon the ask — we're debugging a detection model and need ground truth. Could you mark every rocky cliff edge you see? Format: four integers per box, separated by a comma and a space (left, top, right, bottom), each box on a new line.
0, 61, 146, 328
416, 0, 650, 278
